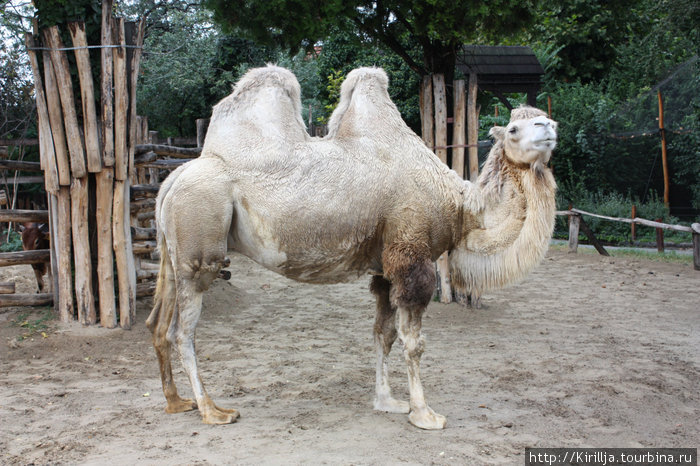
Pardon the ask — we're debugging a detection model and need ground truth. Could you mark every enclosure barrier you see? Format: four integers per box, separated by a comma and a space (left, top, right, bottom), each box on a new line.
558, 208, 700, 270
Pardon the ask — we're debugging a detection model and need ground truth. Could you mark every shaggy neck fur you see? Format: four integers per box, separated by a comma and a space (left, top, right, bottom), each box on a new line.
450, 118, 557, 295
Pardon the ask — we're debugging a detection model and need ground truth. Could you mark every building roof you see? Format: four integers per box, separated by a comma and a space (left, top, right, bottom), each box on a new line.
456, 45, 544, 93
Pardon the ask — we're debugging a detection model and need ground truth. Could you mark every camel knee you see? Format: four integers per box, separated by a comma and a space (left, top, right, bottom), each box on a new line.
402, 333, 425, 360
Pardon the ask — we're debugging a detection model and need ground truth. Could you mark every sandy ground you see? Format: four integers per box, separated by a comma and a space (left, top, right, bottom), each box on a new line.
0, 248, 698, 465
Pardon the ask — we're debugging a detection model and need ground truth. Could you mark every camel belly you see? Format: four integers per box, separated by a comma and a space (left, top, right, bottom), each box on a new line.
229, 201, 382, 284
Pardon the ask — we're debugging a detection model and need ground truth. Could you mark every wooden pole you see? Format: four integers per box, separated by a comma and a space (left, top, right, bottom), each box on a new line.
432, 74, 452, 304
56, 187, 74, 321
101, 0, 115, 167
24, 34, 60, 195
631, 205, 637, 241
71, 176, 96, 324
113, 18, 129, 181
467, 73, 479, 182
692, 223, 700, 271
655, 218, 664, 253
452, 80, 466, 179
196, 118, 209, 148
41, 50, 71, 186
68, 21, 102, 173
96, 169, 116, 327
547, 96, 552, 118
43, 26, 87, 178
568, 213, 580, 253
0, 282, 16, 294
126, 19, 146, 182
114, 178, 136, 329
658, 91, 670, 207
419, 76, 434, 151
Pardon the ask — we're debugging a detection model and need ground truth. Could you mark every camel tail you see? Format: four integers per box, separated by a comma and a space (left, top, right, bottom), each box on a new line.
145, 230, 174, 333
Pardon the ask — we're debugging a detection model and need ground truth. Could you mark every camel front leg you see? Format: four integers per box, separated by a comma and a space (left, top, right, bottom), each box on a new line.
397, 305, 446, 430
174, 279, 239, 425
370, 276, 409, 413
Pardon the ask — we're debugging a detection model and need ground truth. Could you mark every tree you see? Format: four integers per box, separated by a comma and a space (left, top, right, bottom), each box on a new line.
205, 0, 537, 84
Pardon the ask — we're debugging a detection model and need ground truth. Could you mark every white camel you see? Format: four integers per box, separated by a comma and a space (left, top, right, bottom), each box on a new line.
146, 65, 558, 430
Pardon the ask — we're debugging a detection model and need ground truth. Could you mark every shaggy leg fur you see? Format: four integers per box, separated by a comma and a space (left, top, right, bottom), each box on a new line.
371, 276, 409, 414
146, 251, 197, 414
173, 278, 240, 424
383, 242, 446, 430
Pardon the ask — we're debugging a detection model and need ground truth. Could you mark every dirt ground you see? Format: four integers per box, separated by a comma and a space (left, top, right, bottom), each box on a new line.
0, 248, 698, 465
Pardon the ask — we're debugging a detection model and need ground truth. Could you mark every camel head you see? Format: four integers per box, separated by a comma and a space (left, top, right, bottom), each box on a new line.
489, 106, 558, 172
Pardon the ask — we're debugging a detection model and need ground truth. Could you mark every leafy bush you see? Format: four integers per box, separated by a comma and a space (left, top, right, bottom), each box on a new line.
0, 229, 23, 252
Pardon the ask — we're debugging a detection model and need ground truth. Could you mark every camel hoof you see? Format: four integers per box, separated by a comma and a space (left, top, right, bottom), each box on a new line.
374, 397, 410, 414
409, 408, 447, 430
165, 398, 198, 414
201, 407, 240, 425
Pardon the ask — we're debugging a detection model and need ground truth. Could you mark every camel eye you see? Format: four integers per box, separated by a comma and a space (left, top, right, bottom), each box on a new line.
509, 127, 517, 134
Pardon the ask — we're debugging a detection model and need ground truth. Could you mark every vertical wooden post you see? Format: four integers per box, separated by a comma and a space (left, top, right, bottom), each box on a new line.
114, 178, 136, 328
568, 213, 580, 253
196, 118, 209, 148
655, 218, 664, 253
547, 96, 552, 118
41, 50, 71, 186
452, 80, 466, 179
631, 205, 637, 241
692, 223, 700, 271
68, 21, 102, 173
56, 187, 74, 321
126, 19, 146, 183
24, 34, 60, 195
101, 0, 115, 168
43, 26, 87, 178
432, 74, 452, 303
467, 73, 479, 182
71, 176, 96, 324
419, 76, 434, 151
658, 91, 670, 207
113, 18, 129, 182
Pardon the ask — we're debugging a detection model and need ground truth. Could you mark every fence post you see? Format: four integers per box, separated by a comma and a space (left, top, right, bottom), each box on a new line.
568, 213, 580, 253
631, 205, 637, 241
692, 223, 700, 271
656, 218, 664, 253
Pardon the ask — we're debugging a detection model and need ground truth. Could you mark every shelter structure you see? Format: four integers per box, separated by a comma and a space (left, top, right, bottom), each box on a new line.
456, 45, 544, 108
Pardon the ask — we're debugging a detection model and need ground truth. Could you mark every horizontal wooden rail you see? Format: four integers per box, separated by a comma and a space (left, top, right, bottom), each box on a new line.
0, 249, 50, 267
138, 159, 190, 170
0, 138, 39, 146
134, 144, 201, 158
0, 293, 53, 307
556, 209, 693, 233
0, 209, 49, 223
0, 160, 43, 172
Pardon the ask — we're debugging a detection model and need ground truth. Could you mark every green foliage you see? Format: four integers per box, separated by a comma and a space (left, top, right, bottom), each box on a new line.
12, 308, 54, 341
318, 69, 345, 124
1, 230, 23, 252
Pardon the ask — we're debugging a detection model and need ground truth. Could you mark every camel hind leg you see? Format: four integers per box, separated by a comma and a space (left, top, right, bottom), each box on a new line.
370, 276, 409, 413
146, 243, 197, 414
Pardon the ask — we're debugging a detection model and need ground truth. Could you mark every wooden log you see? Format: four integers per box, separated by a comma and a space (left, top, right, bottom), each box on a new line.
101, 0, 115, 167
658, 91, 670, 207
0, 250, 50, 267
113, 179, 136, 329
126, 19, 146, 181
631, 205, 637, 241
43, 27, 87, 178
71, 176, 96, 324
132, 240, 157, 255
131, 226, 156, 240
42, 49, 71, 186
0, 160, 42, 172
432, 74, 451, 304
692, 223, 700, 271
68, 21, 102, 173
569, 208, 693, 233
568, 213, 580, 253
452, 80, 466, 178
0, 282, 15, 294
130, 184, 160, 198
0, 209, 49, 223
578, 217, 610, 256
137, 210, 155, 222
55, 187, 74, 321
419, 76, 434, 150
136, 280, 156, 298
134, 144, 202, 159
0, 138, 39, 146
138, 159, 190, 170
96, 169, 116, 328
24, 33, 59, 194
137, 269, 158, 281
113, 18, 129, 181
656, 218, 664, 253
134, 151, 157, 166
196, 118, 209, 147
130, 198, 155, 212
0, 293, 53, 308
467, 73, 479, 182
47, 193, 59, 315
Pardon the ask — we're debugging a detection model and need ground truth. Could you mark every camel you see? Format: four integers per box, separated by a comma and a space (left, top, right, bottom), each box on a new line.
450, 106, 558, 308
146, 65, 558, 430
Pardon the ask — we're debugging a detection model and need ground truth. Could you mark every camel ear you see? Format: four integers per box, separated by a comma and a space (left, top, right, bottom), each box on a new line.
489, 126, 505, 141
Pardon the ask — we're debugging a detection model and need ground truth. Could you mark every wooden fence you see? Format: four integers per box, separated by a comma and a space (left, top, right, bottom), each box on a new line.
559, 208, 700, 270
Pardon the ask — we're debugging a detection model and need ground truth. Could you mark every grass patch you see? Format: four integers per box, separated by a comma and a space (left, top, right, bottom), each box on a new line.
11, 308, 55, 341
550, 242, 694, 265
